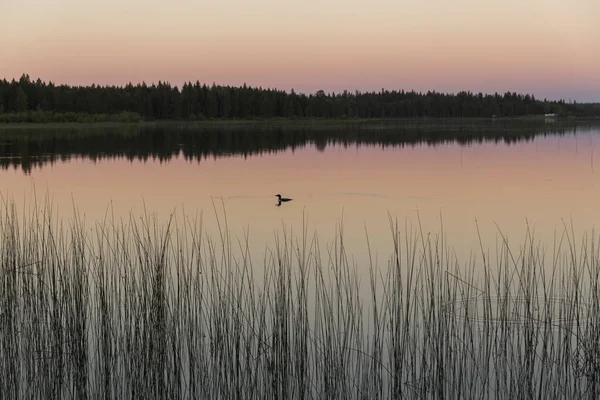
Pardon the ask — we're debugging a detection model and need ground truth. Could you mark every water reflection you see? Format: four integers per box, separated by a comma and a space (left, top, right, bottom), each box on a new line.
3, 121, 600, 398
1, 119, 600, 268
1, 120, 598, 174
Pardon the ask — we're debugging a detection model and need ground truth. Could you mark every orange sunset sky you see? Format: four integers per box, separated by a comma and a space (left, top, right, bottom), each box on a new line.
1, 0, 599, 101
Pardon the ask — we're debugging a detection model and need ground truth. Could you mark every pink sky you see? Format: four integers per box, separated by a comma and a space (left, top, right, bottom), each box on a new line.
1, 0, 599, 101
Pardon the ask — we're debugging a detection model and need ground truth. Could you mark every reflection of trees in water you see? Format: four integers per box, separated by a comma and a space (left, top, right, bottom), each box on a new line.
0, 121, 598, 174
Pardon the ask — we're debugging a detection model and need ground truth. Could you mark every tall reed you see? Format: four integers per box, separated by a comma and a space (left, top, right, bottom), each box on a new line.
1, 199, 599, 398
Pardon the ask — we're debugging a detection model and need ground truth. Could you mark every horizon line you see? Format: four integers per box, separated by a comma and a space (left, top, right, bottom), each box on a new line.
5, 73, 597, 104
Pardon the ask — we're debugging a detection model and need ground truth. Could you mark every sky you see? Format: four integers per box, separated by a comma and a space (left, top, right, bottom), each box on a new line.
1, 0, 599, 102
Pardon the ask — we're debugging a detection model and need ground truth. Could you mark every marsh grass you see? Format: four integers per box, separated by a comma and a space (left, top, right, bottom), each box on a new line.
1, 199, 600, 398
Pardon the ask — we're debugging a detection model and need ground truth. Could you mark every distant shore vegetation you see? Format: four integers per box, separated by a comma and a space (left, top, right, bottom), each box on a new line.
0, 74, 599, 123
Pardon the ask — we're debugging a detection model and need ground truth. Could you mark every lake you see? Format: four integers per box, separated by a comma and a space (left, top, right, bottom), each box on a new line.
2, 120, 599, 267
2, 119, 600, 398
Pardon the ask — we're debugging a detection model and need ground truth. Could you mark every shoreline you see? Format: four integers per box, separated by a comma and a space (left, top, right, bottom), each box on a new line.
0, 115, 598, 130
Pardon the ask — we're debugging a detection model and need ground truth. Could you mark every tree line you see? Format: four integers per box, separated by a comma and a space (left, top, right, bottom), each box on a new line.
0, 74, 598, 122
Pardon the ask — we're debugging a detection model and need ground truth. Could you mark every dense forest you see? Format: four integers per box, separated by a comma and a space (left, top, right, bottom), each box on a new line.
0, 74, 598, 123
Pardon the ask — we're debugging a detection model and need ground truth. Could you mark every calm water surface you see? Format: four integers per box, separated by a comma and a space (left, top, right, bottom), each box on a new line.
1, 120, 599, 269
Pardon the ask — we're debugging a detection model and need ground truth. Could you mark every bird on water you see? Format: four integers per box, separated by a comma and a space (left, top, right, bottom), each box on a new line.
275, 194, 292, 205
276, 194, 292, 202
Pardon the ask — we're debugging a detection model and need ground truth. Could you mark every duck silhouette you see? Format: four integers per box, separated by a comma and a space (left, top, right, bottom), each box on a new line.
275, 194, 292, 206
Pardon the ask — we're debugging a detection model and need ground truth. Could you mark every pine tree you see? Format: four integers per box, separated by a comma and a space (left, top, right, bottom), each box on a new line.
15, 86, 28, 112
